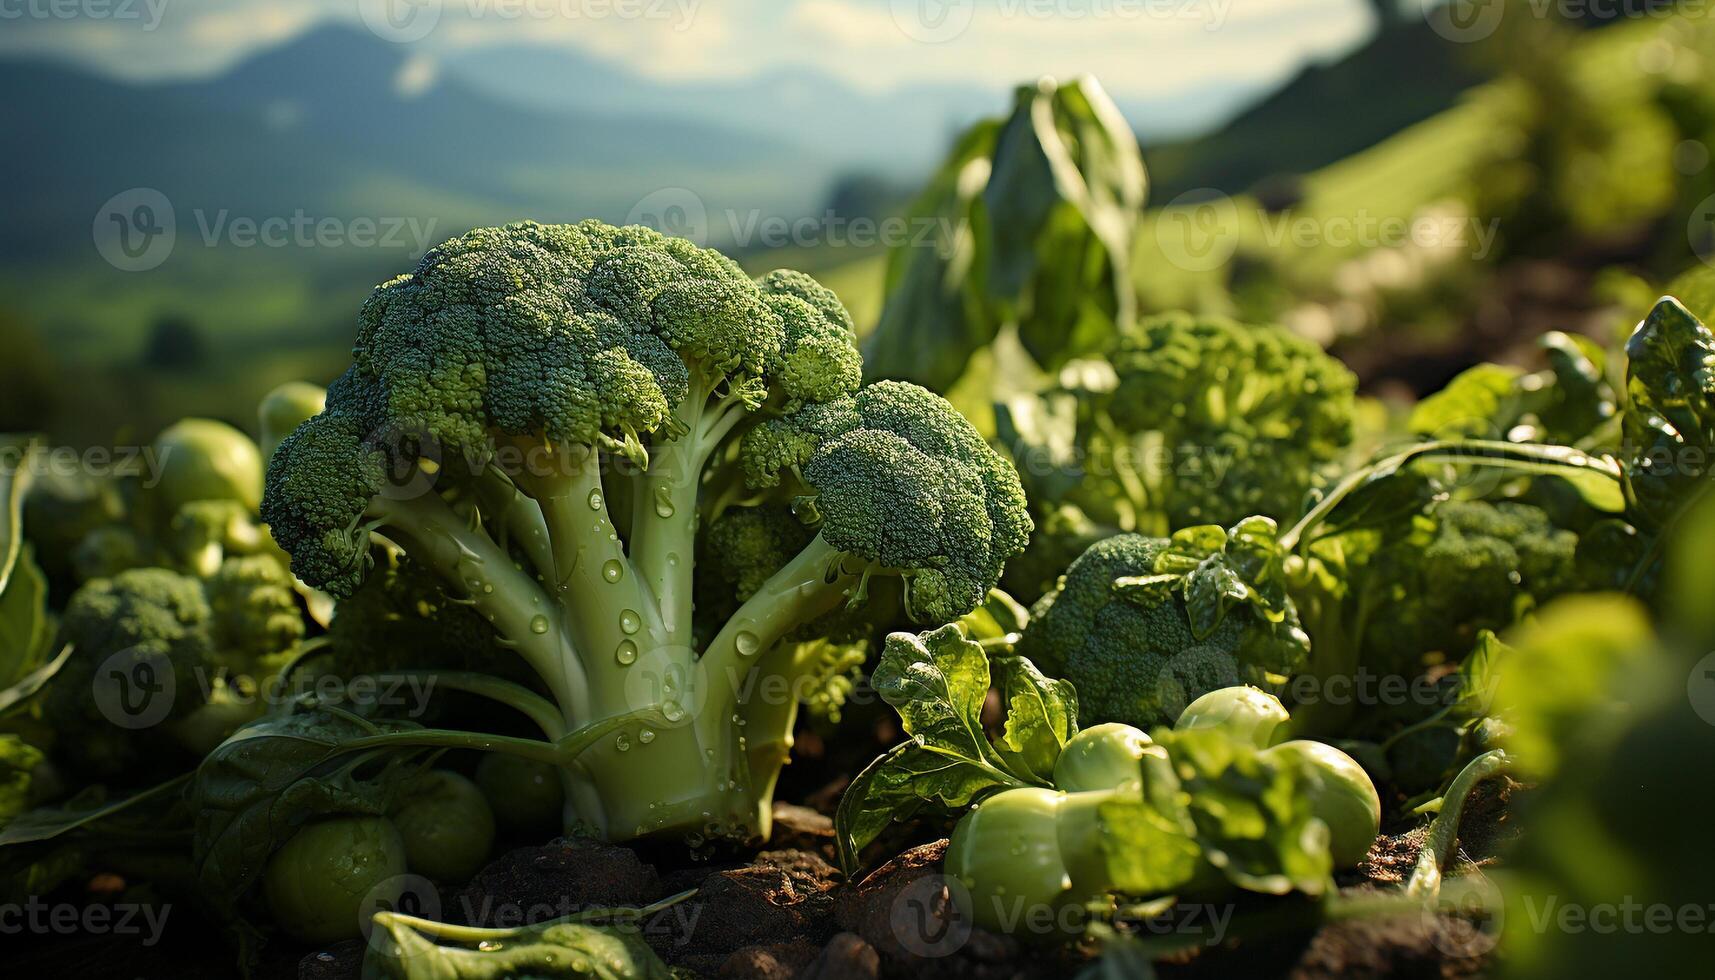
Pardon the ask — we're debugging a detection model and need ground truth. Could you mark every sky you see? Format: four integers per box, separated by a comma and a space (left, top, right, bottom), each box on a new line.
0, 0, 1384, 113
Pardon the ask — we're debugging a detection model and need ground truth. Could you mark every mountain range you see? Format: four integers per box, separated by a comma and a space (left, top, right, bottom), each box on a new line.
0, 26, 838, 260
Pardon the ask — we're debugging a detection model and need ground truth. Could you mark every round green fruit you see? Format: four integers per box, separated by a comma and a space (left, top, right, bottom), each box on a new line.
1264, 739, 1382, 867
1175, 686, 1289, 748
392, 770, 496, 883
150, 419, 264, 515
1053, 722, 1152, 792
264, 817, 407, 943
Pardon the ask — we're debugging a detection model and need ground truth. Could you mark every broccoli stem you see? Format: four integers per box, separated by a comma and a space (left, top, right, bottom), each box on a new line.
698, 534, 855, 723
629, 373, 721, 648
367, 491, 588, 719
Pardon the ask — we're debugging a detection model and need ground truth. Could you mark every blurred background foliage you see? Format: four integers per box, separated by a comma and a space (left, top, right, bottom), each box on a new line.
7, 2, 1715, 449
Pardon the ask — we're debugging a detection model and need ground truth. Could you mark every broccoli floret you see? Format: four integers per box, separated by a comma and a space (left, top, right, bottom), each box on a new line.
323, 547, 513, 678
1065, 313, 1357, 534
45, 564, 306, 775
999, 502, 1107, 604
1017, 533, 1300, 728
1364, 500, 1578, 670
258, 221, 1029, 844
0, 735, 47, 829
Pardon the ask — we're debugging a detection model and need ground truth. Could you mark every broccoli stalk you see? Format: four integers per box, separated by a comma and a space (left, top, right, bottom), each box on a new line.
262, 221, 1030, 843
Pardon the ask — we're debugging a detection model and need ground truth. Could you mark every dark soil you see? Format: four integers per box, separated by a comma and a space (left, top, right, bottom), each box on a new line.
4, 782, 1519, 978
287, 781, 1524, 980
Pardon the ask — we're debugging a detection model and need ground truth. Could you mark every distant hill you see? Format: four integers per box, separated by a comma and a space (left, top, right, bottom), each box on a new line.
443, 44, 1258, 176
0, 25, 831, 260
1143, 19, 1491, 201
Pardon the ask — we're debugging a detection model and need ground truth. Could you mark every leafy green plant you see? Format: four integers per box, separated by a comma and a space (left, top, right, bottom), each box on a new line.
835, 621, 1376, 934
863, 76, 1146, 391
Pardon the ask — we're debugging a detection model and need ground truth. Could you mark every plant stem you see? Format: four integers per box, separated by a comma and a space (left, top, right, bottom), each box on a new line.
1282, 440, 1624, 553
367, 671, 565, 739
1406, 748, 1513, 899
367, 491, 587, 718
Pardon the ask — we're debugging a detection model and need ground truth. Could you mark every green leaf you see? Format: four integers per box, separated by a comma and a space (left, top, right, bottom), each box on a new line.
0, 437, 38, 596
1410, 363, 1525, 439
364, 913, 673, 980
365, 913, 672, 980
192, 705, 423, 907
1096, 793, 1204, 896
836, 626, 1063, 872
955, 588, 1032, 643
1183, 556, 1249, 641
835, 740, 995, 874
990, 655, 1077, 783
0, 547, 53, 704
0, 775, 189, 846
1145, 728, 1334, 897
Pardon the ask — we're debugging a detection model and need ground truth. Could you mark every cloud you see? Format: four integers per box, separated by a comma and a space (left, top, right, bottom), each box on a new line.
0, 0, 1374, 113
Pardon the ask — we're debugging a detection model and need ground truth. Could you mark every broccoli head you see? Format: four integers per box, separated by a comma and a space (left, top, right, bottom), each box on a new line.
1363, 500, 1577, 670
257, 220, 1029, 843
1017, 531, 1307, 729
1059, 312, 1357, 535
45, 564, 306, 775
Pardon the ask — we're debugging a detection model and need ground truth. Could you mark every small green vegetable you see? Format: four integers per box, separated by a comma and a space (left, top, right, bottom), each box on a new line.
264, 816, 407, 943
391, 771, 495, 883
1052, 722, 1151, 792
1175, 686, 1289, 748
1260, 740, 1380, 867
146, 418, 265, 518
